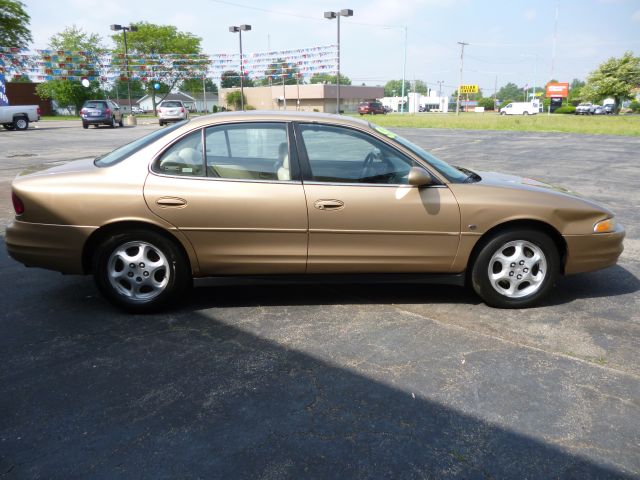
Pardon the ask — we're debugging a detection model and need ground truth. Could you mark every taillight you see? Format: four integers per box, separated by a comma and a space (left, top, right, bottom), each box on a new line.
105, 108, 111, 115
180, 107, 185, 113
12, 192, 24, 215
37, 107, 42, 116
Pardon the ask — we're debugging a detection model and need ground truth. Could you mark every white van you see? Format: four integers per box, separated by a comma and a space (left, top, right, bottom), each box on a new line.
499, 100, 540, 115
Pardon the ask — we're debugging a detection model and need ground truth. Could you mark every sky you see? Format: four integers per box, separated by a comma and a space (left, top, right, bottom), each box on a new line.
22, 0, 640, 96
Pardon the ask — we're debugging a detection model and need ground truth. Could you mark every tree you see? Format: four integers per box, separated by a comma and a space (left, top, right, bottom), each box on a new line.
583, 51, 640, 106
107, 79, 148, 99
0, 0, 32, 49
258, 59, 301, 86
180, 77, 218, 95
111, 22, 204, 113
309, 73, 351, 85
36, 79, 103, 114
384, 79, 410, 97
412, 79, 429, 95
33, 26, 107, 114
567, 78, 585, 105
221, 70, 254, 88
496, 82, 522, 102
49, 24, 106, 53
477, 97, 495, 110
225, 90, 246, 110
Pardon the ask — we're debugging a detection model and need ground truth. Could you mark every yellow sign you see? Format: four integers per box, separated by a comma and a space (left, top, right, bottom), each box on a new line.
459, 84, 479, 94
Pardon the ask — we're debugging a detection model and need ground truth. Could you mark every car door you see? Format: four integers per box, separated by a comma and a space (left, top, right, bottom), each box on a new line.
295, 122, 461, 274
144, 122, 308, 275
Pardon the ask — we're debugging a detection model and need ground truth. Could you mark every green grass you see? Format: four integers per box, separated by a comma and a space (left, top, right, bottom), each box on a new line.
358, 112, 640, 137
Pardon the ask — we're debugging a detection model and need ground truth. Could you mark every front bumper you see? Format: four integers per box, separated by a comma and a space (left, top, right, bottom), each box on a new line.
5, 220, 96, 274
563, 225, 625, 275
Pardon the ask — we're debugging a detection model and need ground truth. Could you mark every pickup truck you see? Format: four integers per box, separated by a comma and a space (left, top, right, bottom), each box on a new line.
0, 105, 41, 131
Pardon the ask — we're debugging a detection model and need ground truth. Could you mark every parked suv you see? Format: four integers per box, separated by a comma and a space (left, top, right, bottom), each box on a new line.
358, 101, 386, 115
157, 100, 189, 126
80, 100, 124, 128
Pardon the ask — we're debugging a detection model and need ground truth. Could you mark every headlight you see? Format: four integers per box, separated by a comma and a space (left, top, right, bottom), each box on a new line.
594, 217, 617, 233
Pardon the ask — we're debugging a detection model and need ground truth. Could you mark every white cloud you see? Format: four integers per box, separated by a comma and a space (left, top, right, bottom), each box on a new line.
632, 10, 640, 23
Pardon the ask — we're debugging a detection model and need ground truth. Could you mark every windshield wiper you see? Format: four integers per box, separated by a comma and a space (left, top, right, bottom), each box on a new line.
454, 166, 482, 183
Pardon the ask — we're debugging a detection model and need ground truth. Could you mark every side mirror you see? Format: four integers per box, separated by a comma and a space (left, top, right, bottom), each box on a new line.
408, 166, 433, 186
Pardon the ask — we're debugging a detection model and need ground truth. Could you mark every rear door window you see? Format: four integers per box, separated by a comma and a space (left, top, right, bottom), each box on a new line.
204, 123, 292, 181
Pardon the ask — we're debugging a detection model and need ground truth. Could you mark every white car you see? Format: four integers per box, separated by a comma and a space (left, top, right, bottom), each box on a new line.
157, 100, 189, 126
131, 106, 145, 115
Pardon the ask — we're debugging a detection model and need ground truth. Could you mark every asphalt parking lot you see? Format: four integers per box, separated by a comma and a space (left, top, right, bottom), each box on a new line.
1, 119, 639, 478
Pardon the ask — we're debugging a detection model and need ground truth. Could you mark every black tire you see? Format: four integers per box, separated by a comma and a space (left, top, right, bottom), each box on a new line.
92, 229, 191, 313
3, 123, 16, 130
159, 120, 164, 126
82, 122, 88, 129
118, 116, 124, 127
14, 116, 29, 130
523, 111, 529, 116
500, 111, 506, 116
471, 229, 559, 308
110, 116, 116, 128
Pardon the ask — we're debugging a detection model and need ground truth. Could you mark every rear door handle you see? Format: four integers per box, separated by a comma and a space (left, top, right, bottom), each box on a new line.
314, 199, 345, 211
156, 197, 187, 208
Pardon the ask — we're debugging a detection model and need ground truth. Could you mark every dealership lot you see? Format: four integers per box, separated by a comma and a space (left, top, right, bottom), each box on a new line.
1, 120, 639, 478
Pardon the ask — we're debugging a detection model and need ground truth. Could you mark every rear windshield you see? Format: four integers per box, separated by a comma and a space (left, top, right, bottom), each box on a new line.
84, 101, 107, 109
95, 120, 189, 167
161, 101, 182, 108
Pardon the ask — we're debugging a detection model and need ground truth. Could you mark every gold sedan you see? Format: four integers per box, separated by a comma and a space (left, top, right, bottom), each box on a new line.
6, 112, 625, 312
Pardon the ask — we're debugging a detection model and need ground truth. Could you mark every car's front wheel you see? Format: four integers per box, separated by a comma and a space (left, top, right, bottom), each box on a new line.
471, 229, 559, 308
92, 230, 191, 313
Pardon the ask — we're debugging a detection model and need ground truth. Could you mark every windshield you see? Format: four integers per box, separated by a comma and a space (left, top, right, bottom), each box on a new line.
370, 123, 469, 183
161, 101, 182, 108
95, 120, 188, 167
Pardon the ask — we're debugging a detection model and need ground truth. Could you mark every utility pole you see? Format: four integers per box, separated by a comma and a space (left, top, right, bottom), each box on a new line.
551, 0, 559, 81
494, 75, 497, 112
400, 26, 407, 114
456, 41, 469, 116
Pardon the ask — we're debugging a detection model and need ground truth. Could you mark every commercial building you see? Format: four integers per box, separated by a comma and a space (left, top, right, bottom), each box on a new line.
219, 84, 384, 113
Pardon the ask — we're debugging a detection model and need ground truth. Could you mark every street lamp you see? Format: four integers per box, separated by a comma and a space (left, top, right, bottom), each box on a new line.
229, 24, 251, 111
324, 8, 353, 115
110, 24, 138, 117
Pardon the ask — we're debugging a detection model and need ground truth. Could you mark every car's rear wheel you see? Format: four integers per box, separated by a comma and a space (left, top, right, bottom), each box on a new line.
110, 116, 116, 128
159, 120, 164, 126
471, 229, 559, 308
118, 117, 124, 127
82, 122, 88, 129
92, 230, 191, 313
14, 116, 29, 130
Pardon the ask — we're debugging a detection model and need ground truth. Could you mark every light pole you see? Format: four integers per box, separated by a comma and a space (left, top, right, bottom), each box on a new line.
110, 24, 138, 116
229, 24, 251, 111
324, 9, 353, 115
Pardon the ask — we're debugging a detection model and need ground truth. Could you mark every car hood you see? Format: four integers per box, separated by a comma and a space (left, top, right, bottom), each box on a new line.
474, 170, 585, 198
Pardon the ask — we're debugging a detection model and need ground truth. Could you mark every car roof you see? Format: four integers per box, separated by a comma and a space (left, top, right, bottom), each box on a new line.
187, 110, 372, 129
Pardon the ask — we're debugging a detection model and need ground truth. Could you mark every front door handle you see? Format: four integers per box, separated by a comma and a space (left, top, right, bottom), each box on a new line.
314, 199, 345, 211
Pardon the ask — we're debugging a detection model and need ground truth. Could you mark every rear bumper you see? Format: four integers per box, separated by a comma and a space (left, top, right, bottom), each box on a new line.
5, 220, 95, 274
82, 115, 112, 125
159, 116, 187, 122
563, 225, 625, 275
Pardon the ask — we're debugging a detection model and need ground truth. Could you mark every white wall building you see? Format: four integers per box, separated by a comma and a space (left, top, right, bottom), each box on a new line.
380, 89, 449, 113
